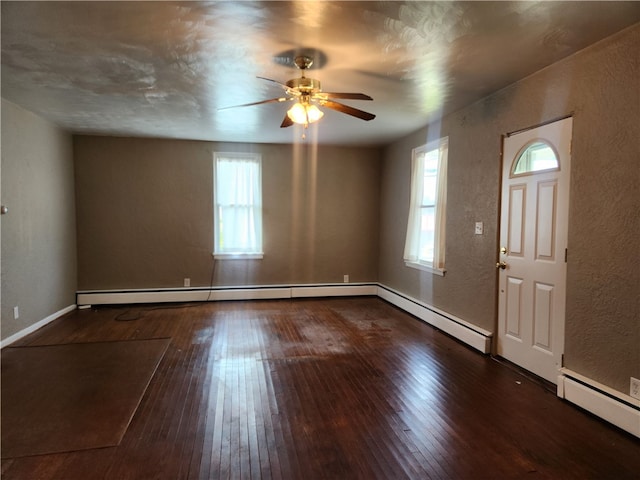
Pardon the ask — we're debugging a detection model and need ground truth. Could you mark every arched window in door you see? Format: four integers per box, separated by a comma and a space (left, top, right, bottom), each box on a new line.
511, 140, 559, 177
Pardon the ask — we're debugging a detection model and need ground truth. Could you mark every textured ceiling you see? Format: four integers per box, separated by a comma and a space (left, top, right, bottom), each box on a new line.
2, 1, 639, 146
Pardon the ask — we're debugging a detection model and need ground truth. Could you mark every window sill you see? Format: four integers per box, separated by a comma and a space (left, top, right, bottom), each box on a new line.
405, 261, 446, 276
213, 253, 264, 260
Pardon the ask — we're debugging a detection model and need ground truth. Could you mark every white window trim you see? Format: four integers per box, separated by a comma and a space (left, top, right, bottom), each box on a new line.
213, 152, 263, 260
405, 261, 446, 276
214, 253, 263, 260
403, 136, 448, 275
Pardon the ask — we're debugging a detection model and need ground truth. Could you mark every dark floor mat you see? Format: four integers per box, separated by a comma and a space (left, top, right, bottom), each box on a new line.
1, 338, 170, 458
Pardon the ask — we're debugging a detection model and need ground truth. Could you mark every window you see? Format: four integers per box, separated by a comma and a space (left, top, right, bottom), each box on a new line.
511, 140, 559, 176
213, 152, 263, 258
403, 137, 448, 275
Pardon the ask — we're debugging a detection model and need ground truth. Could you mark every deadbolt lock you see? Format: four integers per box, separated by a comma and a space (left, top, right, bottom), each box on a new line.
500, 246, 508, 254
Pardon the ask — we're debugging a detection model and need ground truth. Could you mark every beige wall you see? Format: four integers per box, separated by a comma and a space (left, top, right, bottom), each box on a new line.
1, 100, 77, 340
74, 137, 381, 290
379, 25, 639, 394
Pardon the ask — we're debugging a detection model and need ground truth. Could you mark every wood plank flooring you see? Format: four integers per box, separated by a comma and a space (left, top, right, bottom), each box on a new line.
2, 297, 639, 479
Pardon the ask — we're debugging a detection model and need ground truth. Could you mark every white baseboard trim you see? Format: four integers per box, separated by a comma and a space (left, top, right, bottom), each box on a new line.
1, 304, 76, 349
558, 368, 640, 438
76, 283, 378, 306
376, 284, 492, 354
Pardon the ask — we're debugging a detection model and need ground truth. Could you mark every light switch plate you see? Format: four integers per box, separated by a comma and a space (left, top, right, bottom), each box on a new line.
475, 222, 484, 235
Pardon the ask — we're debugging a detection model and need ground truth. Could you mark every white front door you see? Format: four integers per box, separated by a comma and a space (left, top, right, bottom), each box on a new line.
497, 117, 572, 384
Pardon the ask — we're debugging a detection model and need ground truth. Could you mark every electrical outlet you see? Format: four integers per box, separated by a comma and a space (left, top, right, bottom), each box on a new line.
13, 306, 19, 320
475, 222, 484, 235
631, 377, 640, 400
343, 274, 349, 283
184, 278, 191, 287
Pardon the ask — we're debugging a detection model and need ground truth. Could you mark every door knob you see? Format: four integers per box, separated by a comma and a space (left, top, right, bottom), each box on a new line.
496, 261, 507, 270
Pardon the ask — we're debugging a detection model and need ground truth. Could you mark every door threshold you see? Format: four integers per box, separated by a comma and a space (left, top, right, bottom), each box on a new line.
491, 355, 556, 394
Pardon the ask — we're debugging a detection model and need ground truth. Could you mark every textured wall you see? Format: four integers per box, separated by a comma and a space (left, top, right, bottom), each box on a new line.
379, 25, 639, 394
74, 137, 381, 290
563, 26, 640, 393
1, 100, 77, 340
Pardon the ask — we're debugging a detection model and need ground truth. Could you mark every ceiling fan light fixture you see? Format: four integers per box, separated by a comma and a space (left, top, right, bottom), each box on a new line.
287, 102, 324, 125
219, 50, 374, 128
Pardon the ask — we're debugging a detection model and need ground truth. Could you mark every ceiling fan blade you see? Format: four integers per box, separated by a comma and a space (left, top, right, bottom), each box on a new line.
256, 76, 290, 89
257, 76, 300, 97
280, 113, 294, 128
320, 100, 376, 121
316, 92, 373, 101
218, 97, 289, 110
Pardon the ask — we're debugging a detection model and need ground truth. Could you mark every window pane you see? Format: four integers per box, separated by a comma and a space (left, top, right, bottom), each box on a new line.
422, 172, 437, 205
217, 159, 259, 205
419, 206, 435, 262
423, 149, 440, 173
421, 149, 439, 205
219, 206, 257, 252
512, 141, 559, 175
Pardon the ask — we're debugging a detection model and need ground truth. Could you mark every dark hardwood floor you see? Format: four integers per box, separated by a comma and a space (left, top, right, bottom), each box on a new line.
2, 297, 639, 479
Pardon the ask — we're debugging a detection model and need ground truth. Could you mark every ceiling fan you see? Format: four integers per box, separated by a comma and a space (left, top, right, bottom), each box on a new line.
219, 55, 375, 128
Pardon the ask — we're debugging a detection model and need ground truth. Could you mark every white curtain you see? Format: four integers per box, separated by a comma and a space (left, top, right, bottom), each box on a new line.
403, 152, 424, 263
432, 139, 447, 270
215, 156, 262, 254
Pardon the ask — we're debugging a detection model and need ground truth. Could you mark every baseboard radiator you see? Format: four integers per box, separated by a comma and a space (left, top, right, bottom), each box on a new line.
376, 285, 493, 354
558, 369, 640, 438
76, 283, 379, 305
